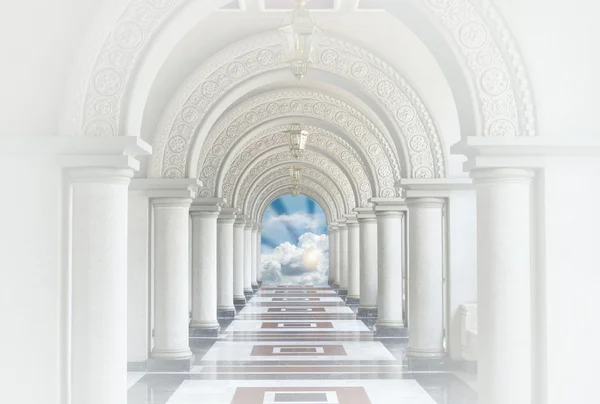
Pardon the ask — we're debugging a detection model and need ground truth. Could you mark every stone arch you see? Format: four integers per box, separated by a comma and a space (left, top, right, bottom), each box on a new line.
213, 124, 376, 206
257, 188, 333, 226
246, 169, 346, 222
74, 0, 536, 147
151, 33, 445, 180
236, 161, 351, 216
254, 183, 339, 226
191, 90, 403, 200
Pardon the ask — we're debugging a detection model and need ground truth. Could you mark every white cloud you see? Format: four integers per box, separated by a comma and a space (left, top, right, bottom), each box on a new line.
264, 212, 326, 234
260, 232, 329, 286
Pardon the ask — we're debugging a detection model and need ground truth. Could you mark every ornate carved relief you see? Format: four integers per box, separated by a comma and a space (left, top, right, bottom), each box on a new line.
82, 0, 181, 137
422, 0, 536, 136
236, 158, 352, 216
189, 92, 404, 200
212, 125, 374, 206
257, 187, 335, 224
251, 176, 341, 223
151, 35, 444, 180
80, 0, 536, 156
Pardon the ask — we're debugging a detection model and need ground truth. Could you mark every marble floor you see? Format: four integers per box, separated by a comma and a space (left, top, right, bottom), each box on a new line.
128, 285, 477, 403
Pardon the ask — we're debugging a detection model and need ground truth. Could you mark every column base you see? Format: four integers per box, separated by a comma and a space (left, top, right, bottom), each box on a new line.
337, 289, 348, 297
357, 307, 378, 319
257, 280, 263, 286
251, 283, 259, 293
404, 356, 450, 371
148, 354, 195, 372
234, 297, 246, 308
217, 307, 236, 320
374, 325, 408, 339
346, 296, 360, 305
244, 289, 253, 300
332, 283, 340, 290
189, 325, 221, 337
127, 360, 147, 371
406, 348, 446, 359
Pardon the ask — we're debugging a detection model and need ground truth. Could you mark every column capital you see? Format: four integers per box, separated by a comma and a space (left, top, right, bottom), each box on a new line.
131, 178, 202, 199
218, 207, 238, 222
251, 224, 259, 231
370, 197, 407, 213
234, 214, 247, 227
405, 197, 445, 209
344, 213, 358, 226
396, 178, 473, 197
244, 220, 255, 230
336, 218, 347, 229
451, 135, 600, 171
328, 224, 338, 232
190, 197, 224, 216
470, 168, 535, 184
0, 135, 151, 171
354, 207, 376, 221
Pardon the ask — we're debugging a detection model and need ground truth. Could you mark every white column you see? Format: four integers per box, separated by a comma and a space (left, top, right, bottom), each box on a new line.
346, 215, 360, 304
251, 224, 259, 290
256, 226, 262, 285
373, 198, 406, 337
406, 198, 445, 358
338, 220, 348, 295
217, 208, 236, 319
356, 207, 377, 318
70, 168, 132, 404
472, 168, 533, 404
189, 200, 220, 336
233, 216, 246, 306
328, 225, 338, 287
243, 222, 253, 297
151, 196, 194, 368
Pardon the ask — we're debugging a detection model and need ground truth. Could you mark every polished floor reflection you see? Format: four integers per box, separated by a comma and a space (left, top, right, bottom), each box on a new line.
128, 285, 476, 403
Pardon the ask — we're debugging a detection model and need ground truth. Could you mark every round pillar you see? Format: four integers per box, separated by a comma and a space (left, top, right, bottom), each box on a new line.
151, 197, 194, 369
217, 208, 236, 319
243, 223, 253, 298
346, 216, 360, 305
256, 226, 262, 286
472, 168, 534, 404
375, 204, 405, 337
338, 221, 349, 296
356, 208, 377, 319
70, 168, 132, 404
251, 225, 259, 291
406, 198, 445, 358
328, 225, 339, 288
189, 205, 220, 336
233, 217, 246, 306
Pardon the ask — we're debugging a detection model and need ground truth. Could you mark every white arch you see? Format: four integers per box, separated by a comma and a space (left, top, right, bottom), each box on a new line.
72, 0, 536, 145
254, 183, 338, 226
246, 169, 345, 220
238, 162, 349, 216
257, 188, 333, 227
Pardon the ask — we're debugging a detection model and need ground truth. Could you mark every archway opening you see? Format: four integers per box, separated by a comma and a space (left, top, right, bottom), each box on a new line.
260, 194, 329, 286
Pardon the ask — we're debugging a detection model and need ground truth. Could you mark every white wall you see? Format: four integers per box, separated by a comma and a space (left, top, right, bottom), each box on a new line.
534, 159, 600, 404
127, 191, 150, 364
446, 191, 478, 360
0, 157, 64, 404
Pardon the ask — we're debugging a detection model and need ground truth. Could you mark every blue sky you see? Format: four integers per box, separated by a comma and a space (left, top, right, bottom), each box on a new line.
260, 195, 329, 285
261, 195, 328, 252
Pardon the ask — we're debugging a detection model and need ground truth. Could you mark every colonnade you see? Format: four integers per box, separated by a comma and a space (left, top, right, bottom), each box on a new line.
67, 163, 537, 404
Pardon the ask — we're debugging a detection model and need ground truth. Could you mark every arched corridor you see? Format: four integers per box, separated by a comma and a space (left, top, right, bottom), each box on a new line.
1, 1, 599, 404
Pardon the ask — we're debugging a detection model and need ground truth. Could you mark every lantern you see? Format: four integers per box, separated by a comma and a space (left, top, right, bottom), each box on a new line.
279, 0, 321, 80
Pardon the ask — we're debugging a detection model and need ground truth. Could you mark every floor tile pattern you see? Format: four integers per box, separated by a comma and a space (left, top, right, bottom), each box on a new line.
128, 285, 477, 403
